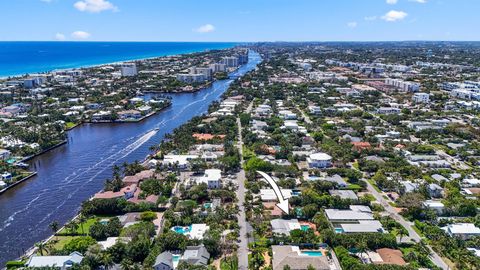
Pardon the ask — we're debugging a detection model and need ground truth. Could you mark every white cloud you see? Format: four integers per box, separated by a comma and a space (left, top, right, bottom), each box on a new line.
41, 0, 53, 3
194, 24, 215, 33
71, 31, 91, 39
410, 0, 427, 3
386, 0, 398, 4
347, 22, 358, 28
55, 33, 66, 41
74, 0, 118, 13
364, 16, 377, 21
381, 10, 408, 22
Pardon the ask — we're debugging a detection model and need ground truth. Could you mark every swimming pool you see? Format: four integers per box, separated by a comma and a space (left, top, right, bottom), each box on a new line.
335, 228, 344, 233
172, 254, 181, 268
172, 225, 191, 234
204, 202, 212, 209
300, 225, 311, 231
301, 251, 323, 257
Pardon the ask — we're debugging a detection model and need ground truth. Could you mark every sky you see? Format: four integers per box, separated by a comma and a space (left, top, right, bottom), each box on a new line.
0, 0, 479, 42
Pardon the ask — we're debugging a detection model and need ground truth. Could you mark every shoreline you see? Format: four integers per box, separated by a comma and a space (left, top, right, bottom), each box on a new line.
20, 140, 68, 163
0, 172, 37, 195
0, 42, 239, 79
4, 51, 259, 266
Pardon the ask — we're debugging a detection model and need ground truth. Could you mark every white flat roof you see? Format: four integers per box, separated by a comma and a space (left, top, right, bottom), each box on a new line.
309, 152, 332, 161
325, 209, 374, 221
260, 189, 293, 201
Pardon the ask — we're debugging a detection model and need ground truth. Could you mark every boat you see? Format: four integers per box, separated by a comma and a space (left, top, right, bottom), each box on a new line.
15, 162, 29, 168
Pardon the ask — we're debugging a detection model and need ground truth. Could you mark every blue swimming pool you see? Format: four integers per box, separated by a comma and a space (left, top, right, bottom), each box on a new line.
301, 225, 311, 231
335, 228, 344, 233
301, 251, 323, 257
172, 225, 191, 234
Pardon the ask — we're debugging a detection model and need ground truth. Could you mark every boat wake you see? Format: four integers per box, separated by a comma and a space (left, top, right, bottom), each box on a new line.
2, 129, 159, 232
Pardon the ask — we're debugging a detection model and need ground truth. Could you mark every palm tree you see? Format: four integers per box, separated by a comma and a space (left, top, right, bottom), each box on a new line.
101, 252, 114, 270
35, 242, 48, 256
398, 227, 408, 242
66, 221, 79, 235
78, 214, 87, 236
49, 221, 59, 241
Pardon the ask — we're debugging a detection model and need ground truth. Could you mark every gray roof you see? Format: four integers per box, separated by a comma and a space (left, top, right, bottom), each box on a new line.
272, 245, 330, 270
325, 209, 374, 221
431, 174, 448, 182
341, 220, 385, 233
154, 251, 173, 270
323, 174, 347, 186
270, 219, 301, 235
180, 245, 210, 266
329, 190, 358, 200
27, 252, 83, 268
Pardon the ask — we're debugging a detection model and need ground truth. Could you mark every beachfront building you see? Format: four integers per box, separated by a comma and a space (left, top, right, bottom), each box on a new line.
121, 63, 138, 77
222, 56, 239, 68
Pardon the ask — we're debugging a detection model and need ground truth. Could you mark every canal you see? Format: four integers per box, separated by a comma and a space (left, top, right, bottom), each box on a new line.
0, 51, 261, 265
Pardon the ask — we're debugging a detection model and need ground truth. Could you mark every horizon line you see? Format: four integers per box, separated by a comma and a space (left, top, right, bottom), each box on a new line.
2, 40, 480, 43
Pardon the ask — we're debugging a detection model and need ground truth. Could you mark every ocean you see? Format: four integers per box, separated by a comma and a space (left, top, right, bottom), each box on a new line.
0, 41, 238, 77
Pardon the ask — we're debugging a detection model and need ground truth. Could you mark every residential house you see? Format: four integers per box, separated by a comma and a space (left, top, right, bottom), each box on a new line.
423, 200, 445, 214
442, 223, 480, 240
375, 248, 407, 266
307, 152, 332, 169
271, 219, 301, 235
153, 252, 174, 270
427, 183, 444, 198
0, 149, 11, 160
271, 245, 331, 270
260, 189, 293, 202
26, 252, 84, 270
180, 245, 210, 266
329, 190, 358, 200
325, 205, 385, 233
377, 107, 401, 115
323, 174, 347, 188
194, 169, 222, 189
162, 154, 198, 170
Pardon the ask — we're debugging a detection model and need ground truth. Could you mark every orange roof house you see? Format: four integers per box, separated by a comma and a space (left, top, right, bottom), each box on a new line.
123, 169, 155, 185
193, 133, 226, 141
352, 142, 372, 151
376, 248, 406, 266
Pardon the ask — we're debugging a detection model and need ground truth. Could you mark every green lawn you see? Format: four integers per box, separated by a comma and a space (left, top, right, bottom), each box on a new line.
57, 217, 100, 235
65, 122, 78, 129
51, 236, 80, 251
367, 179, 382, 192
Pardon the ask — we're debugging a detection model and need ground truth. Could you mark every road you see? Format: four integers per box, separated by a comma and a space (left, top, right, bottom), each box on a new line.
364, 180, 449, 270
296, 104, 312, 124
235, 101, 253, 270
